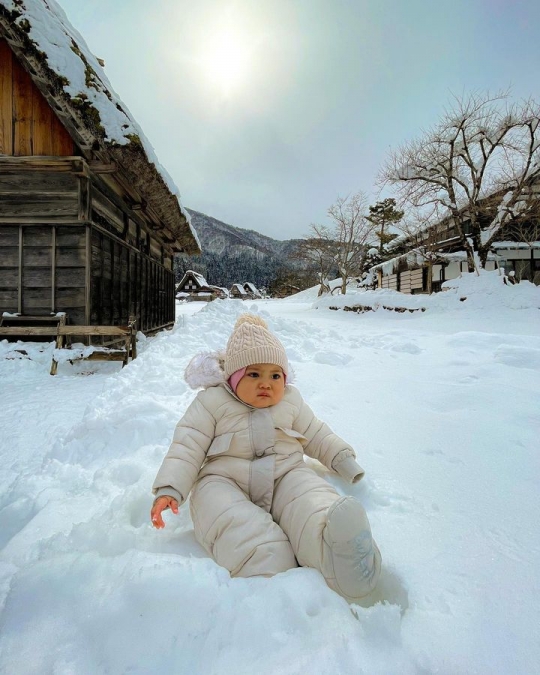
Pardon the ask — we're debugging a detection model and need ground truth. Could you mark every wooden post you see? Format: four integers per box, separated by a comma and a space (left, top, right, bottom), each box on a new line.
51, 226, 56, 311
17, 225, 23, 313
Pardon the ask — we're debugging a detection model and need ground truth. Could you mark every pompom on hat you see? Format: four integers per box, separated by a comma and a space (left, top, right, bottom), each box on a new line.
224, 314, 289, 379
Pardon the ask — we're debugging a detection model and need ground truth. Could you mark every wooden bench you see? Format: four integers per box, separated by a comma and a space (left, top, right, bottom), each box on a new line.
0, 314, 137, 375
50, 322, 137, 375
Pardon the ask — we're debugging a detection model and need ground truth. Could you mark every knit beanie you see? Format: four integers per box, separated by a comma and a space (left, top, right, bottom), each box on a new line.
224, 314, 289, 379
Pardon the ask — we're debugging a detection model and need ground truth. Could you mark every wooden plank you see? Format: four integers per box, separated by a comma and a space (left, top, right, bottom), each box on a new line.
58, 325, 132, 336
1, 314, 64, 323
56, 248, 86, 267
0, 227, 19, 246
0, 194, 78, 218
21, 268, 52, 287
0, 218, 83, 225
0, 171, 77, 193
22, 247, 52, 267
51, 227, 56, 310
55, 267, 85, 288
78, 176, 91, 221
18, 226, 22, 312
50, 116, 74, 156
0, 268, 18, 286
56, 228, 86, 248
0, 326, 58, 336
0, 289, 18, 308
91, 187, 125, 231
0, 156, 86, 172
13, 58, 33, 156
55, 287, 85, 306
22, 289, 53, 311
0, 40, 13, 154
85, 226, 91, 324
32, 86, 54, 155
23, 227, 53, 246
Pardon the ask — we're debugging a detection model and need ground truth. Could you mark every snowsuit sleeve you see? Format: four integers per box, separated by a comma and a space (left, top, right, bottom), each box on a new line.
291, 389, 365, 483
152, 391, 216, 505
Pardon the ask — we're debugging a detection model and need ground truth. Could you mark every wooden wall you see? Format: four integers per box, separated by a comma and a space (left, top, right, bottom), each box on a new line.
89, 228, 174, 332
0, 224, 87, 323
0, 39, 73, 156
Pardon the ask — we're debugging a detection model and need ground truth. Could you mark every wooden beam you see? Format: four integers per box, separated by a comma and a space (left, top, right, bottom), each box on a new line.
17, 225, 22, 313
0, 156, 87, 173
88, 161, 117, 174
57, 325, 132, 336
0, 326, 59, 336
51, 226, 56, 311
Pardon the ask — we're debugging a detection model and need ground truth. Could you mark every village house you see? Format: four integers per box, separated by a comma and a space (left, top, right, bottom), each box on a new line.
0, 1, 200, 347
371, 204, 540, 294
229, 283, 249, 299
243, 282, 262, 299
176, 270, 227, 301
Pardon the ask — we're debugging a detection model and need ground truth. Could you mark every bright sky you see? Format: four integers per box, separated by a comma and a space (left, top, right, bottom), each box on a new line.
57, 0, 540, 241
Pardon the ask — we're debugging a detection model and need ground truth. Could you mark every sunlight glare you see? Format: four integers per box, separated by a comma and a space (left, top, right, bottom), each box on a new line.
200, 27, 251, 95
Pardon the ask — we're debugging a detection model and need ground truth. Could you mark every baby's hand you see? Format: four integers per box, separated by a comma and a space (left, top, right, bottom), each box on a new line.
151, 496, 179, 529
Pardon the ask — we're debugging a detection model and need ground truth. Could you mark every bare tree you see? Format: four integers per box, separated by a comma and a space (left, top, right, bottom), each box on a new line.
381, 91, 540, 271
294, 230, 337, 296
325, 190, 378, 294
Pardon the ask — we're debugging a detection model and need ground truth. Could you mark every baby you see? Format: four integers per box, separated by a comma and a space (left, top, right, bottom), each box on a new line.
151, 314, 381, 601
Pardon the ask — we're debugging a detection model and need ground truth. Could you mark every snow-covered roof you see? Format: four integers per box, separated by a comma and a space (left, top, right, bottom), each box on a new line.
372, 249, 502, 276
491, 241, 540, 249
177, 270, 210, 289
0, 0, 200, 254
243, 282, 261, 295
231, 284, 247, 294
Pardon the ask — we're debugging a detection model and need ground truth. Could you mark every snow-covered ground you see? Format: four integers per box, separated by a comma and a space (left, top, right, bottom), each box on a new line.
1, 273, 539, 674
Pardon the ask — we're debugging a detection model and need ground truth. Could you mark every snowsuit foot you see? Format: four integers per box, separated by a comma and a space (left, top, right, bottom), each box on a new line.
272, 466, 381, 601
323, 496, 381, 601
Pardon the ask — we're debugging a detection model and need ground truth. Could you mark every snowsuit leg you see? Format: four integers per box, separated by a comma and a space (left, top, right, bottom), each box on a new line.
190, 474, 297, 578
271, 465, 381, 601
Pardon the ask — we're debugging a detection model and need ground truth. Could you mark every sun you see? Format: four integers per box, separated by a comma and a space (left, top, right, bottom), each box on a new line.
200, 27, 251, 95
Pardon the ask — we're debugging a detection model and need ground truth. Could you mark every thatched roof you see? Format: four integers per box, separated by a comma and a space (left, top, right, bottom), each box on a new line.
0, 0, 201, 254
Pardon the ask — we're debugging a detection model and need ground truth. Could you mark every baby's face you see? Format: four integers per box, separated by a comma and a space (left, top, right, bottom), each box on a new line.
235, 363, 285, 408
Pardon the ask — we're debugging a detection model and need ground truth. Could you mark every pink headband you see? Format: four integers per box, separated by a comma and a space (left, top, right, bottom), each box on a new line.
228, 367, 287, 393
228, 368, 246, 393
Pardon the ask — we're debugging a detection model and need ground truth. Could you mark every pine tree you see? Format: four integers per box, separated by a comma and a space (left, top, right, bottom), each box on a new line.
366, 198, 403, 255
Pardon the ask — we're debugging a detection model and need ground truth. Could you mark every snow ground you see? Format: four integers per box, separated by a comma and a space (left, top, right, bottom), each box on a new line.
1, 274, 539, 674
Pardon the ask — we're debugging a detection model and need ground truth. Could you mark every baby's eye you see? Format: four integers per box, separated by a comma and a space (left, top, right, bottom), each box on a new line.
247, 372, 259, 378
272, 373, 282, 380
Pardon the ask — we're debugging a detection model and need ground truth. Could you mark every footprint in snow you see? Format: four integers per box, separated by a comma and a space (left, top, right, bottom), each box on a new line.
313, 352, 353, 366
390, 342, 422, 355
494, 346, 540, 370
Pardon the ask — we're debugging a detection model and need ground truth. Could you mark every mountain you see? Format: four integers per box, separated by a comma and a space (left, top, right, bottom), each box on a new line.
186, 209, 301, 259
174, 210, 307, 293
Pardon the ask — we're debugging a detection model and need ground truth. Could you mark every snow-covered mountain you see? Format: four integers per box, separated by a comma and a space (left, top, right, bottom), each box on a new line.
177, 209, 305, 290
186, 209, 301, 259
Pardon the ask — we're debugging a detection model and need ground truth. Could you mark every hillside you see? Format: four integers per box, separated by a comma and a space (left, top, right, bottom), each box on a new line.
186, 209, 301, 258
175, 209, 306, 291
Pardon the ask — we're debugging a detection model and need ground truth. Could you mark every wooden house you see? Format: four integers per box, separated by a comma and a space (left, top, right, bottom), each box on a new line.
230, 283, 248, 300
371, 206, 540, 294
243, 282, 262, 299
0, 1, 200, 341
176, 270, 222, 301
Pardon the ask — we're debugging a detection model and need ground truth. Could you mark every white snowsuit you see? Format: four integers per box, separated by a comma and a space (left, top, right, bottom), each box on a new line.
152, 356, 381, 601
